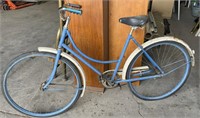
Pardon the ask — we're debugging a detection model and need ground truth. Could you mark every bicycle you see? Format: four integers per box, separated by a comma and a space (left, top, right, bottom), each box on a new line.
2, 3, 195, 117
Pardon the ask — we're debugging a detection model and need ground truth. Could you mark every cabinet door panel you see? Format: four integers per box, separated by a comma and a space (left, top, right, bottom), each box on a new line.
109, 0, 148, 69
69, 0, 108, 88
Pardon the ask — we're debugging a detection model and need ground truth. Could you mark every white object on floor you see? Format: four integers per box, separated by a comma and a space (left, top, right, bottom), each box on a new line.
195, 28, 200, 37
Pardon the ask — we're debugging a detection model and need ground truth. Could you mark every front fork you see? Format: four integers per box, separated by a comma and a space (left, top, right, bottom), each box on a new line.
42, 49, 62, 90
42, 28, 68, 90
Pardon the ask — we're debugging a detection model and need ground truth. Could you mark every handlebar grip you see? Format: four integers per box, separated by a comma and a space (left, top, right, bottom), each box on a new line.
67, 8, 82, 15
59, 7, 82, 20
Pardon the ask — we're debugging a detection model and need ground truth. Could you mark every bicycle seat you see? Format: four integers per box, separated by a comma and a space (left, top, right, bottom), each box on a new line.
119, 15, 148, 27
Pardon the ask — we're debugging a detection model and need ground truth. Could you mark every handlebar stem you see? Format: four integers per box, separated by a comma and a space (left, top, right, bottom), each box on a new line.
64, 16, 70, 29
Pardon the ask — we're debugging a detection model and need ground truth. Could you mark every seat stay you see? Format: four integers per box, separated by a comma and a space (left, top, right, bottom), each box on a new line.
110, 34, 133, 81
131, 36, 164, 74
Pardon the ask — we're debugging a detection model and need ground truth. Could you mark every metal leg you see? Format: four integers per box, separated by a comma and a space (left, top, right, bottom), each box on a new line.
185, 0, 188, 6
178, 0, 180, 20
191, 21, 200, 34
188, 0, 191, 8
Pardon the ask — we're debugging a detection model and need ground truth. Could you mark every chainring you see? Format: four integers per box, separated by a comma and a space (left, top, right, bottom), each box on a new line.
101, 71, 119, 89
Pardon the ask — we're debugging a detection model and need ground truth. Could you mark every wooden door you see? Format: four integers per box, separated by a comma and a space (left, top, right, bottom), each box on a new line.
68, 0, 108, 90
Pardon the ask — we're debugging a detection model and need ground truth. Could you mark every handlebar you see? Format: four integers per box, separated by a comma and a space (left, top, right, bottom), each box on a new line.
59, 3, 82, 21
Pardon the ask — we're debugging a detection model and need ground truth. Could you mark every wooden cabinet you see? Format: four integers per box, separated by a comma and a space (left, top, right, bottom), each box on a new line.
109, 0, 148, 69
67, 0, 148, 90
68, 0, 108, 89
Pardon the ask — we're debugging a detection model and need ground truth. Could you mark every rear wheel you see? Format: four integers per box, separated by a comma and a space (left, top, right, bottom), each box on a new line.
126, 41, 191, 100
2, 51, 82, 117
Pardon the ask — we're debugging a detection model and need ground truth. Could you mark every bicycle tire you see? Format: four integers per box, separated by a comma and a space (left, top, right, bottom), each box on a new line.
126, 41, 191, 100
2, 51, 83, 117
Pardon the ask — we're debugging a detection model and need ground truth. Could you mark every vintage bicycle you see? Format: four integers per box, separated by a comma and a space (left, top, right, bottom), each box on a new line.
2, 3, 195, 117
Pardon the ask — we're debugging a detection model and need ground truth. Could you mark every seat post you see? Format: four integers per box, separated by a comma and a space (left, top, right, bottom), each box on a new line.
129, 27, 138, 35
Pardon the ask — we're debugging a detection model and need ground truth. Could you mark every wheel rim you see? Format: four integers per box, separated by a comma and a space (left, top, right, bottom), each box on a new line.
2, 52, 82, 117
127, 42, 191, 100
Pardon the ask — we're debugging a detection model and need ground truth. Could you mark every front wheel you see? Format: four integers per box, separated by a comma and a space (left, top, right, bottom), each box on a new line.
2, 51, 83, 117
126, 41, 191, 100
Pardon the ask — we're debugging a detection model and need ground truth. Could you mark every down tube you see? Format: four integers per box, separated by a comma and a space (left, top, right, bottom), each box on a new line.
62, 44, 102, 76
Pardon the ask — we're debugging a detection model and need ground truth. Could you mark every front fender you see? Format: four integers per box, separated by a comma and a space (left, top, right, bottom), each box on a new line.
38, 47, 86, 97
122, 36, 195, 80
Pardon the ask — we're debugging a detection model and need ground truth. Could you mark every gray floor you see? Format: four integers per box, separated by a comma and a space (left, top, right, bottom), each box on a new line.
0, 2, 199, 118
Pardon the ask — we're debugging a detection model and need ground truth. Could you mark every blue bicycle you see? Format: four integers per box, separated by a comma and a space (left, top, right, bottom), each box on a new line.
2, 4, 195, 117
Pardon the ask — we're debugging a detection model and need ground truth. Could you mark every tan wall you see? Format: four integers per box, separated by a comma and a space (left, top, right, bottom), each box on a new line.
152, 0, 174, 19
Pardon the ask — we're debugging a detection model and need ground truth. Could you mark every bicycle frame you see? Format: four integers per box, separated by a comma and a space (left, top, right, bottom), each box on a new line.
42, 17, 164, 89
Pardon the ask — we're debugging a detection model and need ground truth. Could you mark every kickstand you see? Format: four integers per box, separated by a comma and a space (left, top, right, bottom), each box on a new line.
118, 83, 122, 90
103, 87, 107, 94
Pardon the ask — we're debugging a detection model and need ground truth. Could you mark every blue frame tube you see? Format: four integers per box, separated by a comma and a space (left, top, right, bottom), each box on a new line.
110, 34, 132, 81
43, 28, 67, 89
62, 43, 102, 75
43, 27, 165, 89
67, 31, 118, 64
131, 36, 164, 74
115, 74, 162, 84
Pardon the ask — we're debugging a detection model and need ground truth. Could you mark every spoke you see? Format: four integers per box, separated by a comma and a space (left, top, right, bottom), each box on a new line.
13, 94, 32, 107
165, 61, 190, 75
155, 46, 161, 64
24, 88, 41, 110
161, 45, 176, 66
46, 87, 79, 92
164, 47, 180, 66
162, 59, 186, 68
147, 49, 157, 62
168, 52, 184, 65
161, 44, 168, 66
49, 83, 75, 87
40, 92, 45, 113
142, 56, 153, 68
9, 85, 34, 91
10, 91, 35, 100
32, 94, 42, 112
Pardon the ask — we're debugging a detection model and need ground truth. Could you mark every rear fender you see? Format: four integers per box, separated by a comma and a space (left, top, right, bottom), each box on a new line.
122, 36, 195, 80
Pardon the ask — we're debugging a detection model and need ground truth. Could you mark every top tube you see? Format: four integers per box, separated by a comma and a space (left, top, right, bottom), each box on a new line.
66, 30, 119, 64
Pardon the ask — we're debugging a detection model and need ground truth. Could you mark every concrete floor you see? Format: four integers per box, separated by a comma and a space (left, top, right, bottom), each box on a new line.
0, 2, 199, 118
